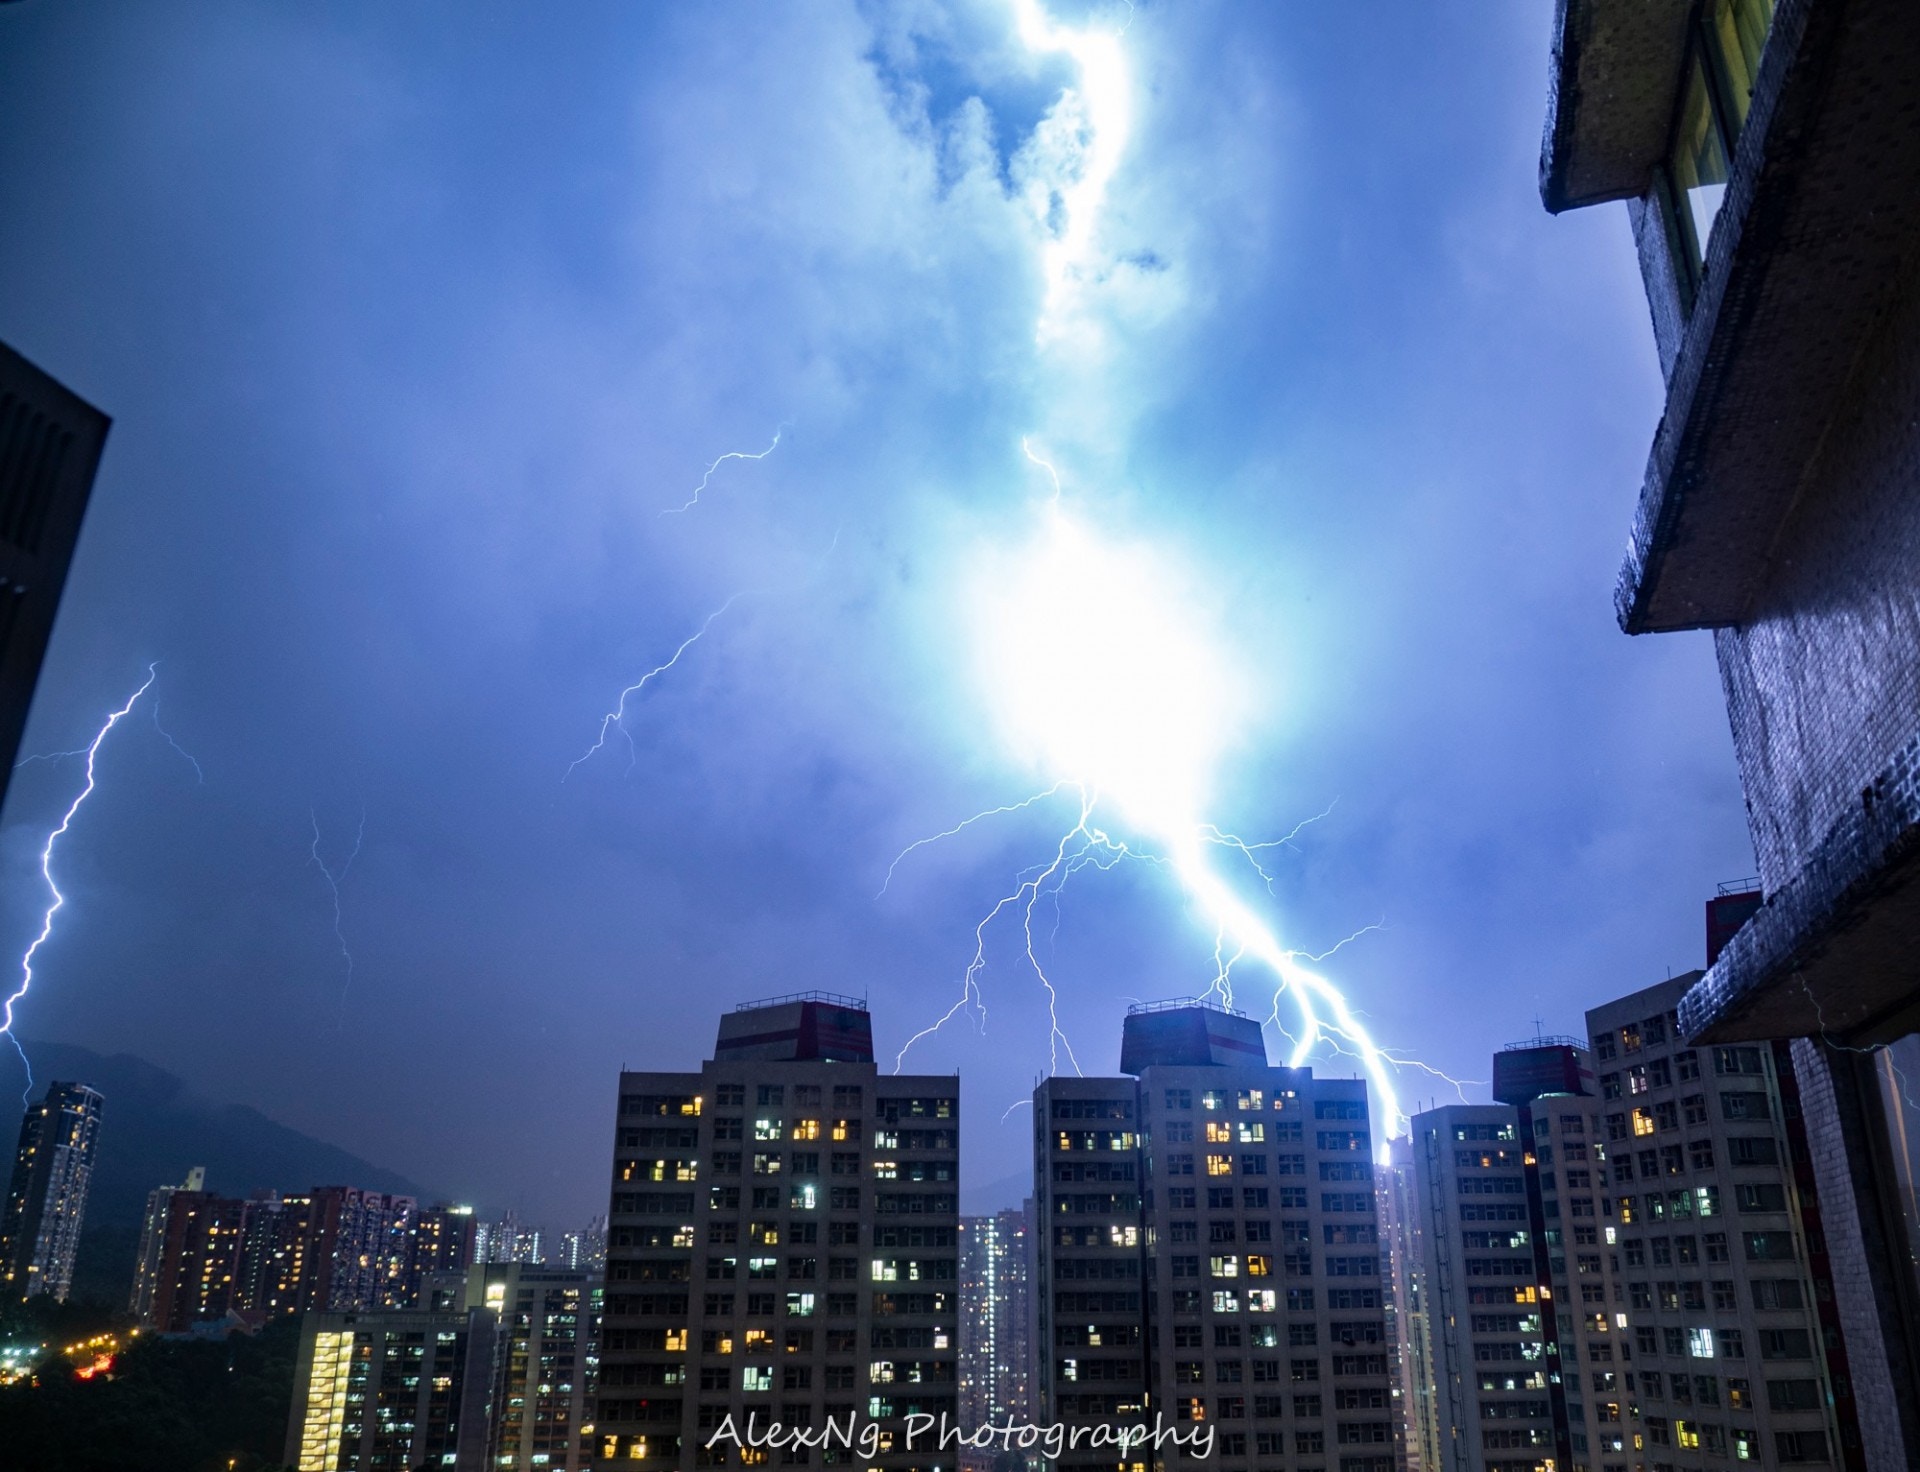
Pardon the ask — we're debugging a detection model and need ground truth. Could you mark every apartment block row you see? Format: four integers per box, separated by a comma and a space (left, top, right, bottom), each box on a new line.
1394, 972, 1866, 1472
129, 1174, 476, 1330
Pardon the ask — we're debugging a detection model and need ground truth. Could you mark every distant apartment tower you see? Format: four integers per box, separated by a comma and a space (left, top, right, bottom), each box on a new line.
478, 1209, 545, 1266
595, 993, 959, 1469
1586, 978, 1861, 1469
130, 1165, 206, 1319
959, 1203, 1034, 1463
1031, 999, 1396, 1472
558, 1216, 608, 1274
145, 1187, 249, 1330
0, 1079, 105, 1302
463, 1262, 601, 1471
285, 1306, 499, 1472
0, 342, 110, 812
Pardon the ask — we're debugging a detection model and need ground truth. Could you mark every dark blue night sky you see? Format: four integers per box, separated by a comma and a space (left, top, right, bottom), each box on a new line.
0, 2, 1754, 1227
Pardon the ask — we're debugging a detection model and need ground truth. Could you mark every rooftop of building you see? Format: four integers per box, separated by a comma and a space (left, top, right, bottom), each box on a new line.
1118, 997, 1268, 1075
712, 992, 876, 1064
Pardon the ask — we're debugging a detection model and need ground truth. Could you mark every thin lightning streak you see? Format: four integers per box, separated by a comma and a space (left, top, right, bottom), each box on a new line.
3, 666, 162, 1100
1001, 1098, 1033, 1122
310, 808, 365, 1015
660, 429, 783, 517
1200, 800, 1338, 892
1796, 973, 1920, 1115
1021, 439, 1063, 506
1289, 921, 1385, 966
567, 529, 840, 784
877, 782, 1071, 899
151, 702, 205, 784
894, 785, 1125, 1078
565, 594, 748, 781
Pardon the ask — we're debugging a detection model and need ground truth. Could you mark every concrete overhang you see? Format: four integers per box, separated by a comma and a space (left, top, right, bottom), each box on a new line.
1614, 0, 1920, 634
1679, 732, 1920, 1047
1539, 0, 1694, 215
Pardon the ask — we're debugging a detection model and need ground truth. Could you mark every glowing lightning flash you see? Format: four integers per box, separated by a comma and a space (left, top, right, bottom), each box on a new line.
3, 665, 199, 1095
894, 503, 1446, 1148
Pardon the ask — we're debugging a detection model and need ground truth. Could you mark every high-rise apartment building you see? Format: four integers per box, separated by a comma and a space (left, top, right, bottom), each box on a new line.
478, 1210, 545, 1266
1032, 999, 1396, 1472
284, 1305, 500, 1471
0, 1079, 105, 1302
0, 342, 111, 813
1405, 1041, 1635, 1472
959, 1203, 1034, 1464
1404, 994, 1867, 1472
146, 1188, 249, 1331
130, 1165, 206, 1320
558, 1216, 608, 1274
1537, 2, 1920, 1459
462, 1262, 601, 1471
399, 1201, 478, 1306
1586, 978, 1861, 1470
594, 993, 959, 1469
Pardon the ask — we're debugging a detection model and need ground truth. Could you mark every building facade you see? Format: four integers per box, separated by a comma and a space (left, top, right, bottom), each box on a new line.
1538, 2, 1920, 1461
0, 1079, 104, 1302
461, 1262, 601, 1472
1586, 980, 1861, 1470
594, 994, 959, 1469
1032, 999, 1396, 1472
130, 1166, 206, 1320
0, 342, 111, 812
959, 1203, 1035, 1466
285, 1306, 499, 1471
1379, 1138, 1429, 1472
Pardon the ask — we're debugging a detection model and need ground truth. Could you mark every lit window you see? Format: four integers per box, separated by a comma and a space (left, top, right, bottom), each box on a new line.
754, 1119, 784, 1142
1205, 1155, 1234, 1177
793, 1119, 820, 1141
742, 1365, 773, 1392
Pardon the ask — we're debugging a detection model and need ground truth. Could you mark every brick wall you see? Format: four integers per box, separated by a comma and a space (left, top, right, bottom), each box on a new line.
1714, 251, 1920, 892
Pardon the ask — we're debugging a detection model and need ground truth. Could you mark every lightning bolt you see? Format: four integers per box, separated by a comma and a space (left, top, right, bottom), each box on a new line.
659, 429, 783, 516
3, 665, 200, 1097
152, 701, 205, 784
567, 526, 839, 783
565, 593, 747, 780
310, 807, 365, 1015
879, 2, 1458, 1153
1022, 439, 1064, 506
